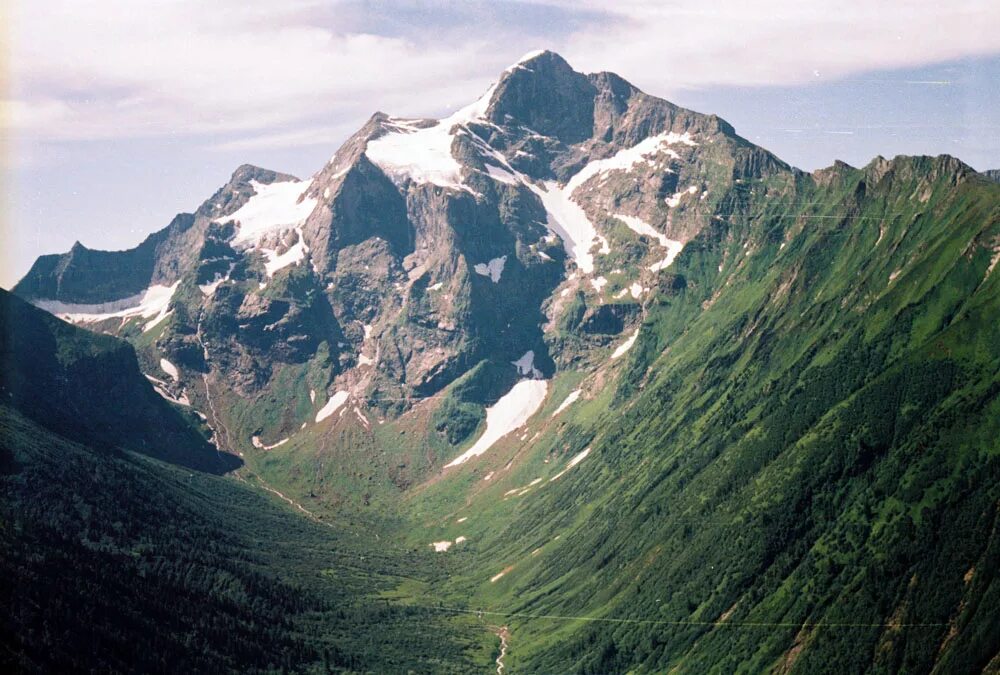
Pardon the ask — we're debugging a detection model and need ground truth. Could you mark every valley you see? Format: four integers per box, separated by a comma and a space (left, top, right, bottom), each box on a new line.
4, 50, 1000, 673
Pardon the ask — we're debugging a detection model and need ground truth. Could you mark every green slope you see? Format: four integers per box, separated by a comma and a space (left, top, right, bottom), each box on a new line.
406, 158, 1000, 673
0, 291, 490, 673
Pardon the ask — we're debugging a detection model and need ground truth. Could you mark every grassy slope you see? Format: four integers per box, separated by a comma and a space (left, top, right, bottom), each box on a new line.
0, 292, 491, 673
0, 405, 491, 673
402, 162, 1000, 673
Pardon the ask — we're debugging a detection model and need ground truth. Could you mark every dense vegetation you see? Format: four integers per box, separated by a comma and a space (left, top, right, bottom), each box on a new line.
411, 159, 1000, 673
0, 292, 485, 673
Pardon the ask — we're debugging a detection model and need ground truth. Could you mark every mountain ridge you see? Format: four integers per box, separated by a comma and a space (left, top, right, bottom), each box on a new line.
5, 50, 1000, 672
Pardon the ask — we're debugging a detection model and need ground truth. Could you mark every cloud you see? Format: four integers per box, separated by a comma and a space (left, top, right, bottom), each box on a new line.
6, 0, 1000, 147
550, 1, 1000, 90
7, 0, 515, 141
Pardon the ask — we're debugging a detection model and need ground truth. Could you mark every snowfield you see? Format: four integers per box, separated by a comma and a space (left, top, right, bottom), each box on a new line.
365, 77, 498, 193
33, 281, 180, 332
526, 181, 608, 274
445, 379, 549, 467
315, 390, 350, 423
221, 179, 317, 247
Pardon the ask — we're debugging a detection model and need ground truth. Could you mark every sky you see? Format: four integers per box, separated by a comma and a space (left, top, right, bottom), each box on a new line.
3, 0, 999, 288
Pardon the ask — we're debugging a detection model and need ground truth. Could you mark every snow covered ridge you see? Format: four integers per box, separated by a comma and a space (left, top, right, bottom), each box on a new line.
364, 76, 498, 194
445, 379, 549, 467
32, 282, 180, 332
220, 179, 316, 247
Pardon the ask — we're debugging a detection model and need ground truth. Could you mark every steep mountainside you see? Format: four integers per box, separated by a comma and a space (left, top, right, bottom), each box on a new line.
9, 51, 1000, 673
0, 292, 487, 673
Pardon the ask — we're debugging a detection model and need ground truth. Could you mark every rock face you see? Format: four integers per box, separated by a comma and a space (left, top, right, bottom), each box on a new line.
10, 50, 809, 436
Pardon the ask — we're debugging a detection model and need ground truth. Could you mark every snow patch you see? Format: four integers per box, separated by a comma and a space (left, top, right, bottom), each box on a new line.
612, 328, 639, 359
252, 436, 289, 450
484, 163, 519, 185
526, 181, 607, 274
614, 214, 684, 272
552, 389, 581, 417
590, 276, 608, 293
549, 447, 592, 482
428, 281, 444, 291
431, 541, 453, 552
198, 266, 234, 296
445, 379, 549, 467
260, 227, 309, 277
665, 185, 699, 208
564, 132, 697, 194
159, 358, 179, 381
354, 406, 370, 427
315, 391, 350, 423
145, 375, 190, 407
512, 350, 543, 378
474, 255, 507, 283
490, 568, 511, 583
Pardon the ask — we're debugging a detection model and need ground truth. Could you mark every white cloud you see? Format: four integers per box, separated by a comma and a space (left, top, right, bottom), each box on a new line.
7, 0, 504, 141
549, 1, 1000, 90
5, 0, 1000, 146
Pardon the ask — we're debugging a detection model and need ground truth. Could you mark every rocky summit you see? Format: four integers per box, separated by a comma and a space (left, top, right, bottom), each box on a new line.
6, 51, 1000, 673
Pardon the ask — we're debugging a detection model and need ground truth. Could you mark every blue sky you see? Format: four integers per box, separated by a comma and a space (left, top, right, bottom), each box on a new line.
3, 0, 999, 288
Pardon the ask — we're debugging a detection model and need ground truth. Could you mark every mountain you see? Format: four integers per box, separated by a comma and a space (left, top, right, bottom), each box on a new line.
13, 50, 788, 489
0, 288, 237, 473
0, 291, 486, 672
983, 168, 1000, 183
8, 50, 1000, 672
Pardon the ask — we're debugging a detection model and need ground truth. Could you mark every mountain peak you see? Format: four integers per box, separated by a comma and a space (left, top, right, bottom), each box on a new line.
485, 49, 596, 143
228, 164, 298, 187
507, 48, 566, 70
